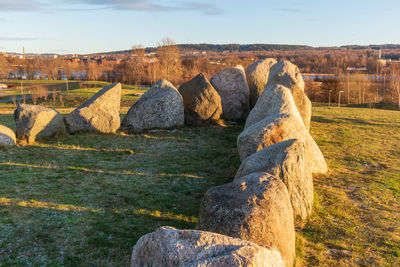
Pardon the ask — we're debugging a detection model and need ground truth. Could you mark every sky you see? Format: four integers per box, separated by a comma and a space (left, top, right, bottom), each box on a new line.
0, 0, 399, 54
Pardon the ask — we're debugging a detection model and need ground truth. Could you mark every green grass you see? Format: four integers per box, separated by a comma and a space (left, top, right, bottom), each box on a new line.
0, 94, 399, 266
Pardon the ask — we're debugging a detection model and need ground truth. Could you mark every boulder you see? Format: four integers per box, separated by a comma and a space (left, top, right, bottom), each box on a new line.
197, 172, 295, 267
267, 61, 305, 91
267, 61, 311, 130
244, 84, 301, 129
131, 226, 284, 267
14, 104, 66, 144
235, 139, 313, 224
0, 125, 16, 148
121, 79, 184, 133
245, 58, 277, 108
178, 73, 222, 125
210, 66, 250, 120
237, 112, 328, 174
64, 83, 121, 134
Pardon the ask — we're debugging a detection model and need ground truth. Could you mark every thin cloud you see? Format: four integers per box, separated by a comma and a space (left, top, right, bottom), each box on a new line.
184, 2, 224, 15
0, 37, 39, 41
64, 0, 171, 11
62, 0, 223, 14
0, 0, 43, 11
0, 0, 224, 15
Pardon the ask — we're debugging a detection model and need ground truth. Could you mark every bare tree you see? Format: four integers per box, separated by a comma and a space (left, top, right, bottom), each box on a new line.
157, 37, 181, 82
390, 65, 400, 110
0, 54, 10, 80
127, 45, 146, 85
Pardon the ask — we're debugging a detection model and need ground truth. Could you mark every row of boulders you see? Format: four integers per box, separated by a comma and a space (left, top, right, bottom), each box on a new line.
0, 59, 302, 146
0, 67, 247, 144
0, 58, 328, 266
130, 59, 328, 267
0, 83, 122, 145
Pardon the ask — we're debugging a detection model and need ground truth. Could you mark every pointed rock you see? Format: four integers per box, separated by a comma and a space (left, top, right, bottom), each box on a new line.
237, 112, 328, 174
267, 61, 311, 130
64, 83, 121, 134
245, 58, 277, 108
178, 73, 222, 125
244, 84, 301, 129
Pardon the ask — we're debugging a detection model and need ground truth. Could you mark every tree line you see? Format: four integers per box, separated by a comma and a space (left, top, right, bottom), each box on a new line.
1, 39, 400, 109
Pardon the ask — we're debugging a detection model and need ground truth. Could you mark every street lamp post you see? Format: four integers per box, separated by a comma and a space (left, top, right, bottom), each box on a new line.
338, 90, 344, 107
329, 90, 332, 107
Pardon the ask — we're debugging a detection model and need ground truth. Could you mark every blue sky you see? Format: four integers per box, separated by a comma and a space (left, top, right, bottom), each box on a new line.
0, 0, 399, 54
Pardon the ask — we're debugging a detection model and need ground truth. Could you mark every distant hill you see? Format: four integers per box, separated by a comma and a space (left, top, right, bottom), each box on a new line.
89, 43, 400, 56
89, 43, 315, 56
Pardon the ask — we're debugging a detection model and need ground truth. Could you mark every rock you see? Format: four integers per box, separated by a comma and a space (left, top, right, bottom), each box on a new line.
197, 172, 295, 267
210, 66, 250, 120
14, 104, 66, 144
122, 79, 184, 133
131, 226, 284, 267
245, 58, 277, 108
244, 84, 302, 129
178, 73, 222, 125
237, 112, 328, 174
235, 139, 313, 224
267, 61, 305, 91
0, 125, 16, 148
267, 61, 311, 130
64, 83, 121, 134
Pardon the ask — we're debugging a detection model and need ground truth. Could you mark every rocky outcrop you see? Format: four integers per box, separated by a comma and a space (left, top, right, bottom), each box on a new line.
235, 139, 313, 224
197, 172, 295, 267
64, 83, 121, 134
267, 61, 311, 130
14, 104, 66, 144
245, 58, 277, 108
122, 79, 184, 133
131, 226, 284, 267
0, 125, 16, 148
178, 73, 222, 125
210, 66, 250, 120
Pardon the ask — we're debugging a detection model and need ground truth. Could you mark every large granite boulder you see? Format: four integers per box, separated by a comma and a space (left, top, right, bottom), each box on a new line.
122, 79, 184, 133
267, 61, 311, 130
237, 112, 328, 174
244, 84, 301, 129
64, 83, 121, 134
197, 172, 295, 267
0, 125, 16, 148
245, 58, 277, 108
235, 139, 313, 224
131, 226, 284, 267
178, 73, 222, 125
267, 61, 305, 91
210, 66, 250, 120
14, 104, 66, 144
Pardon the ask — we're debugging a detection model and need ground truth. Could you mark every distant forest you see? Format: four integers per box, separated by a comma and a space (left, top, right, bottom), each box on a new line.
96, 43, 400, 58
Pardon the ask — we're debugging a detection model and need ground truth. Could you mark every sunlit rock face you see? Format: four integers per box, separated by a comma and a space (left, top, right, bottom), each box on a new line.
122, 79, 184, 133
14, 104, 66, 144
64, 83, 121, 134
130, 226, 284, 267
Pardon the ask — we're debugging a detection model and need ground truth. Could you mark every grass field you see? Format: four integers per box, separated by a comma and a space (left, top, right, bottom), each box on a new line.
0, 85, 399, 266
